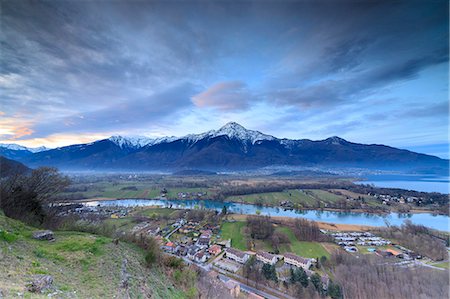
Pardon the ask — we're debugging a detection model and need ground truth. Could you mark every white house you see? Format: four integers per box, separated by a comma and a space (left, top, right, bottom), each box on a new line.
283, 253, 313, 270
256, 251, 278, 265
226, 248, 249, 264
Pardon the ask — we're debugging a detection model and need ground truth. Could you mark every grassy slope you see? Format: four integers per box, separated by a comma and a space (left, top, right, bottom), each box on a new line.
221, 221, 247, 251
276, 226, 330, 258
226, 189, 317, 206
0, 214, 185, 298
220, 221, 330, 258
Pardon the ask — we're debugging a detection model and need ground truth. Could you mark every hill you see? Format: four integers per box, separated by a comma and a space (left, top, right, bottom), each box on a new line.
0, 213, 185, 298
3, 122, 448, 174
0, 156, 31, 178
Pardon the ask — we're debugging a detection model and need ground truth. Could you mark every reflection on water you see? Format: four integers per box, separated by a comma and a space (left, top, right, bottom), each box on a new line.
83, 198, 449, 231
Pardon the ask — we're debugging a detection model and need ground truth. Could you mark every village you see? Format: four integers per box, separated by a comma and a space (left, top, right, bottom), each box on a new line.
52, 202, 447, 298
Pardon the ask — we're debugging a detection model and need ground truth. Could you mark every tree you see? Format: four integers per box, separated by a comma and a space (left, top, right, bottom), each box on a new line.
298, 268, 309, 288
0, 167, 69, 225
262, 263, 278, 282
243, 255, 257, 284
310, 273, 323, 293
327, 281, 343, 299
221, 205, 227, 215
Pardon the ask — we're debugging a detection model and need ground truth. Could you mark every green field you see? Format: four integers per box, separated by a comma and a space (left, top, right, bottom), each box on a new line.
221, 221, 247, 251
0, 213, 186, 298
308, 189, 346, 203
226, 189, 317, 206
220, 221, 329, 258
276, 226, 330, 258
136, 207, 182, 218
61, 179, 211, 200
431, 261, 450, 269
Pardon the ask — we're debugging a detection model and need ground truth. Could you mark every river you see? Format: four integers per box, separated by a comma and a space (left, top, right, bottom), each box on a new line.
356, 175, 449, 193
82, 198, 449, 231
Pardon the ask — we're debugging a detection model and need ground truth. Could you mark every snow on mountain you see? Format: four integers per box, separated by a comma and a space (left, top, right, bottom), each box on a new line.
183, 122, 276, 144
108, 135, 178, 149
108, 136, 155, 148
0, 143, 48, 153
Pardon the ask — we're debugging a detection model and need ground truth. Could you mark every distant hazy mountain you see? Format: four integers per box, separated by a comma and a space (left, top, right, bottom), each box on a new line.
0, 156, 31, 178
0, 143, 48, 160
2, 122, 448, 174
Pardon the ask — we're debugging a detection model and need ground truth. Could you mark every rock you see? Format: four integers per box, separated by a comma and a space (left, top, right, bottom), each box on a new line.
27, 275, 53, 293
32, 230, 54, 241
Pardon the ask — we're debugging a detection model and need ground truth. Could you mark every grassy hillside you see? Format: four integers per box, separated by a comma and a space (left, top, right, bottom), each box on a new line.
0, 213, 186, 298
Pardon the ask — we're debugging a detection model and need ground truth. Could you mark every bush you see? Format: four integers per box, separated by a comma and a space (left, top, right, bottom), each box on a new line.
164, 256, 184, 269
145, 249, 157, 266
0, 230, 18, 243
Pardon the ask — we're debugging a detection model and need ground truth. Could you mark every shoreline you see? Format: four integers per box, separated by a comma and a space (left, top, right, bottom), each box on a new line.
62, 197, 445, 216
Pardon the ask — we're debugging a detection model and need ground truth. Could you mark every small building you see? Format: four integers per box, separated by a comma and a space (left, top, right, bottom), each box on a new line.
198, 236, 210, 246
208, 244, 222, 256
385, 248, 401, 257
176, 245, 188, 256
283, 253, 313, 270
256, 251, 278, 265
224, 280, 240, 298
194, 251, 207, 263
162, 241, 176, 253
226, 248, 249, 264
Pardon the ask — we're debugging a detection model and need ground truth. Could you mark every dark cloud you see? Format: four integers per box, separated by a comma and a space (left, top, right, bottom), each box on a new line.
28, 83, 196, 138
0, 0, 447, 150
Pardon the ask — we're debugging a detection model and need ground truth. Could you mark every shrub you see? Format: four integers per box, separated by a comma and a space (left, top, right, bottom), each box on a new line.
145, 249, 157, 266
0, 230, 18, 242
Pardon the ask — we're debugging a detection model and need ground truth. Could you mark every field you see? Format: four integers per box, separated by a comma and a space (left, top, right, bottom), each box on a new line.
0, 213, 186, 298
225, 189, 317, 206
220, 221, 247, 251
219, 221, 330, 258
276, 226, 330, 258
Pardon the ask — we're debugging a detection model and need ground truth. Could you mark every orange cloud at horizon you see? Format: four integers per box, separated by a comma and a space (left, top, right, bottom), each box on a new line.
0, 133, 110, 149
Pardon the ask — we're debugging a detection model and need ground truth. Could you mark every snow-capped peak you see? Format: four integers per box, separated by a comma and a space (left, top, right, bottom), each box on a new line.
0, 143, 48, 153
324, 136, 348, 145
108, 136, 155, 148
108, 135, 178, 149
182, 122, 276, 144
212, 122, 275, 143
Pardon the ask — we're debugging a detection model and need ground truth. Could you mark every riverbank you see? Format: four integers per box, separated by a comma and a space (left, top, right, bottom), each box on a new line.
69, 196, 445, 216
226, 214, 374, 231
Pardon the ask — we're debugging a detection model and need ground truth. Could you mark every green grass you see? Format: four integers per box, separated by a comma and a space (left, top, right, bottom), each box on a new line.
221, 221, 247, 251
136, 207, 181, 219
61, 179, 212, 200
276, 226, 330, 258
308, 189, 345, 203
432, 261, 450, 269
0, 230, 19, 243
226, 189, 317, 206
0, 213, 187, 298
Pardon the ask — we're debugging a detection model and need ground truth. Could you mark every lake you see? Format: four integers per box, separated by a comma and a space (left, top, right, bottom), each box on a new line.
356, 175, 450, 194
83, 198, 450, 231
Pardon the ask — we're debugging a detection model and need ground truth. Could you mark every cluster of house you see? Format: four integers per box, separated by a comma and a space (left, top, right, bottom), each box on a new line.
56, 203, 132, 219
161, 220, 225, 263
177, 191, 208, 199
373, 194, 422, 205
331, 232, 391, 246
224, 248, 315, 271
330, 231, 392, 253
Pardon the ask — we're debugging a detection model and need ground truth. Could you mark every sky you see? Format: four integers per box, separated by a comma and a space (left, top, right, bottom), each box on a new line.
0, 0, 448, 158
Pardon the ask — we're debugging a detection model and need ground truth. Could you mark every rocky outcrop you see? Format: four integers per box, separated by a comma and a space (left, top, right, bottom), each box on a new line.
27, 275, 53, 293
32, 230, 54, 241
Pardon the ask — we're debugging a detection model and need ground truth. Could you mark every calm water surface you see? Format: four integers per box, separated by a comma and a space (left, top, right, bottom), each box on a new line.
83, 198, 449, 231
356, 175, 449, 193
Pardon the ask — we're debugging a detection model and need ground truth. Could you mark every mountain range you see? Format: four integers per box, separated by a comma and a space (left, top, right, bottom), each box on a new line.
0, 122, 448, 174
